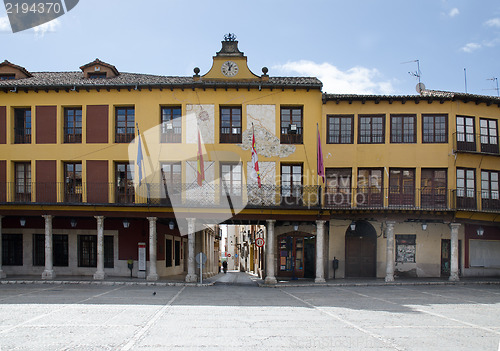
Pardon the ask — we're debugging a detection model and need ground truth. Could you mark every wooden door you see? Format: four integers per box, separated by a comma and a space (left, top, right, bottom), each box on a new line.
345, 235, 376, 277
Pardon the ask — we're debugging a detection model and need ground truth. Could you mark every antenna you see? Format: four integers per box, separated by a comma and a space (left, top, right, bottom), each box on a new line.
402, 59, 421, 85
486, 77, 499, 97
464, 68, 467, 94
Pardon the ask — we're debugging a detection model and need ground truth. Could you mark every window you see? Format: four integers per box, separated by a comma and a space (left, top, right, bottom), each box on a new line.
456, 115, 476, 151
220, 107, 242, 143
88, 72, 107, 79
14, 108, 31, 144
174, 240, 181, 266
78, 235, 97, 267
325, 168, 351, 207
115, 163, 134, 204
357, 168, 383, 207
391, 115, 416, 143
0, 74, 15, 80
104, 236, 114, 268
358, 115, 385, 144
14, 162, 31, 202
53, 235, 69, 267
166, 238, 173, 267
389, 169, 415, 207
281, 164, 303, 205
480, 118, 499, 154
115, 107, 135, 143
422, 114, 447, 143
456, 168, 476, 209
221, 163, 242, 199
421, 169, 447, 208
161, 106, 182, 143
64, 162, 82, 203
161, 163, 182, 204
2, 234, 23, 266
280, 107, 303, 144
481, 170, 499, 211
33, 234, 45, 266
396, 235, 416, 263
64, 107, 82, 143
327, 115, 353, 144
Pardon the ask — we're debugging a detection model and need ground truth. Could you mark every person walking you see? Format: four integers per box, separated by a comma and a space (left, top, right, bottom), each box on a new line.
222, 260, 228, 274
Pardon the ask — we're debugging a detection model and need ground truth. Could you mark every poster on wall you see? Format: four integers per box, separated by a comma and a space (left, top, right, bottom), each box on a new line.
138, 242, 146, 271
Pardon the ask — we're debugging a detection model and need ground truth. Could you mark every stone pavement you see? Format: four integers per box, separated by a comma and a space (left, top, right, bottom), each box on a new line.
1, 271, 500, 287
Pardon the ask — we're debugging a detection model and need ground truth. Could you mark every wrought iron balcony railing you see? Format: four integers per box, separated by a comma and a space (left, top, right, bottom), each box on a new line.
0, 182, 498, 213
453, 132, 500, 155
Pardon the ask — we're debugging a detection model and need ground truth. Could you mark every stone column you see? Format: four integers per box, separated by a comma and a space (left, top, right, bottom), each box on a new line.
93, 216, 105, 280
449, 223, 461, 282
147, 217, 159, 281
0, 216, 6, 279
185, 218, 197, 282
385, 221, 396, 283
42, 215, 55, 279
264, 220, 277, 284
315, 220, 326, 283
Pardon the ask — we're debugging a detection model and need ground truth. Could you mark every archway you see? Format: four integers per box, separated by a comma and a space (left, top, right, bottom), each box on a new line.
345, 221, 377, 277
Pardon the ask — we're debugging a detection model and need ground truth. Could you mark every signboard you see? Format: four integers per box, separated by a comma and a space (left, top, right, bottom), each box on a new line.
196, 252, 207, 266
138, 242, 146, 271
228, 253, 231, 257
255, 238, 265, 247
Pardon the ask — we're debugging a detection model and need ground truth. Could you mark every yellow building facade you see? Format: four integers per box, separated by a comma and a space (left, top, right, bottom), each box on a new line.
0, 36, 498, 282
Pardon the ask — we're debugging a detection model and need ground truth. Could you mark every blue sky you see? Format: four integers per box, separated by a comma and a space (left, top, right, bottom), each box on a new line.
1, 0, 500, 96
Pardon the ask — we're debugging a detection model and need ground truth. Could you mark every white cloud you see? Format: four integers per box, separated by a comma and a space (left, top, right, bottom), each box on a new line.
273, 60, 395, 95
485, 18, 500, 28
0, 16, 11, 32
33, 19, 61, 38
461, 42, 482, 53
449, 8, 459, 17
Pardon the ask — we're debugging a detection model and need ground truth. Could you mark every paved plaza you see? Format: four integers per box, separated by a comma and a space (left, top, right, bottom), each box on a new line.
0, 273, 499, 350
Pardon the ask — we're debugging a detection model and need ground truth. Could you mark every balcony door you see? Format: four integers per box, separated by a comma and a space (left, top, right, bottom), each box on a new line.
281, 164, 303, 206
456, 116, 476, 151
480, 118, 499, 154
456, 168, 476, 209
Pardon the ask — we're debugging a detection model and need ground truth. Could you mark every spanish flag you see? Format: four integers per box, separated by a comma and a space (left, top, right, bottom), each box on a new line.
251, 126, 261, 188
197, 131, 205, 186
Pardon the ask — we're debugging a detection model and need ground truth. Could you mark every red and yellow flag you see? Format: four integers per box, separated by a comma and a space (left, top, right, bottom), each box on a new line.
197, 130, 205, 186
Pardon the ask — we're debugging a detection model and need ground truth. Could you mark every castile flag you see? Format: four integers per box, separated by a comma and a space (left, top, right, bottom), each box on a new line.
251, 126, 261, 188
197, 130, 205, 186
317, 124, 325, 183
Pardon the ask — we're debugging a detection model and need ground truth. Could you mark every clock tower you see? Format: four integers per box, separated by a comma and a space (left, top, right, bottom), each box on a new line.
201, 33, 260, 80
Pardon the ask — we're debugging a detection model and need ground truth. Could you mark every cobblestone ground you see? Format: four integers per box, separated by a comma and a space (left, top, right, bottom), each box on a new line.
0, 274, 499, 350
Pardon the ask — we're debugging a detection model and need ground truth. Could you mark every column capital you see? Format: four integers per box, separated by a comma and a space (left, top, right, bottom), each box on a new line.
146, 217, 158, 222
94, 215, 105, 221
385, 220, 396, 227
449, 222, 461, 230
42, 214, 53, 220
266, 219, 276, 224
315, 220, 326, 225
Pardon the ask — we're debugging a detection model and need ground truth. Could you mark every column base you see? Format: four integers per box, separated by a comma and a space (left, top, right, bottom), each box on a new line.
264, 276, 277, 285
449, 272, 459, 282
93, 271, 106, 280
315, 277, 326, 283
0, 270, 6, 279
146, 273, 159, 281
385, 274, 394, 283
42, 270, 56, 280
185, 274, 198, 283
137, 271, 146, 279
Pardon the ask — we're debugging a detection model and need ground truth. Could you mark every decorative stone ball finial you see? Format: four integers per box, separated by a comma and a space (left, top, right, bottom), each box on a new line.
262, 67, 269, 75
224, 33, 237, 42
193, 67, 200, 76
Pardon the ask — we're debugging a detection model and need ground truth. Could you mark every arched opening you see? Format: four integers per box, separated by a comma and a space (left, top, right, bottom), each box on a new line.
345, 221, 377, 277
277, 232, 316, 278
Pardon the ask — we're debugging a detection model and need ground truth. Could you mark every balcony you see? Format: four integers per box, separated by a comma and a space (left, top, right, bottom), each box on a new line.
453, 132, 499, 155
0, 183, 498, 213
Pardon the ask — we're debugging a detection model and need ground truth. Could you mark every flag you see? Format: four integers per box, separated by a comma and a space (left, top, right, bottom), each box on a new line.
251, 126, 261, 188
136, 128, 145, 186
317, 125, 325, 183
197, 130, 205, 186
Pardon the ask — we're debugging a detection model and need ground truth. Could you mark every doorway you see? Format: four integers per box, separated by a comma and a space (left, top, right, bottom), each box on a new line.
345, 221, 377, 277
277, 233, 315, 278
441, 239, 462, 277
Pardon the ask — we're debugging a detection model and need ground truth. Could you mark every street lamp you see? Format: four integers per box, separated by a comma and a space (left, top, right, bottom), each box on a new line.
123, 219, 130, 229
350, 221, 356, 231
169, 220, 175, 230
477, 226, 485, 236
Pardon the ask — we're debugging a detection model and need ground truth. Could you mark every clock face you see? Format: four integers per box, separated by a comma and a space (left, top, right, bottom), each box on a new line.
221, 61, 239, 77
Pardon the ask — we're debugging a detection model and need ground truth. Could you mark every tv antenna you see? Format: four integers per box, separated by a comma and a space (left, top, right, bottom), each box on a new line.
402, 59, 422, 85
486, 77, 499, 97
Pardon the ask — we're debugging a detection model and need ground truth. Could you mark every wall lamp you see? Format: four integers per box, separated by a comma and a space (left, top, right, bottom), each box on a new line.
350, 221, 356, 231
70, 218, 77, 228
421, 222, 427, 231
293, 223, 299, 231
123, 219, 130, 229
169, 220, 175, 230
20, 218, 26, 227
477, 226, 485, 236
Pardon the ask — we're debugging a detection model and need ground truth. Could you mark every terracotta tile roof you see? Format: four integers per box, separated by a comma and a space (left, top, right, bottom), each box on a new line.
0, 72, 322, 90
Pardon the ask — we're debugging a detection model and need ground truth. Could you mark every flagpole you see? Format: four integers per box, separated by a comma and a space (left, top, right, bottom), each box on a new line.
317, 123, 319, 187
